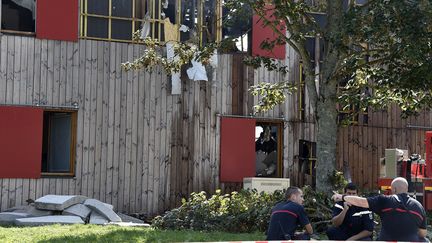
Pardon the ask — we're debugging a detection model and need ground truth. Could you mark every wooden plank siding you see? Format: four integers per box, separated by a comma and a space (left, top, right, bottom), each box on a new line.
0, 35, 256, 215
1, 34, 432, 216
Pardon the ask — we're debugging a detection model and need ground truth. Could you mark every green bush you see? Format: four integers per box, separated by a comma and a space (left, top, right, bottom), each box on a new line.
152, 186, 334, 233
152, 189, 285, 233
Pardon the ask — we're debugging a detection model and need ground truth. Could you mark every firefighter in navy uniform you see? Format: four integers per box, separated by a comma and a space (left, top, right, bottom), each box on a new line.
327, 183, 373, 240
332, 177, 428, 242
266, 186, 313, 240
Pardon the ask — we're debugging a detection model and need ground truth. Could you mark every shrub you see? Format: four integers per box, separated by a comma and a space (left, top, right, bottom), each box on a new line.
152, 186, 334, 233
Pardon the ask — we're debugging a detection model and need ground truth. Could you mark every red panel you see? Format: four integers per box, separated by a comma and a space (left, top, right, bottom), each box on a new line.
0, 106, 43, 178
36, 0, 78, 41
426, 131, 432, 177
220, 117, 256, 182
252, 7, 286, 60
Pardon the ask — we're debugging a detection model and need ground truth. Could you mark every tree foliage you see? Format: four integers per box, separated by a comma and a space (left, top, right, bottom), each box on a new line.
123, 0, 432, 191
152, 187, 333, 236
242, 0, 432, 116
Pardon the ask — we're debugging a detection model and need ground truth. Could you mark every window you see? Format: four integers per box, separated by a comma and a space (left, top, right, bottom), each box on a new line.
299, 139, 316, 187
220, 117, 284, 182
255, 121, 283, 178
41, 110, 77, 175
81, 0, 147, 41
81, 0, 221, 43
1, 0, 36, 33
337, 78, 369, 125
0, 106, 77, 178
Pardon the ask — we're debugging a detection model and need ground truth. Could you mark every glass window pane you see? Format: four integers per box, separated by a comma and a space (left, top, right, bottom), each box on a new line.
1, 0, 36, 32
87, 17, 109, 38
87, 0, 109, 15
112, 19, 132, 40
154, 0, 161, 20
42, 112, 72, 173
135, 0, 148, 19
112, 0, 132, 17
48, 113, 72, 172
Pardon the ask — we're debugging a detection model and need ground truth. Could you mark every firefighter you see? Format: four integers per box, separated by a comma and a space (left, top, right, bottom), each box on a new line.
332, 177, 428, 241
327, 183, 373, 240
266, 186, 313, 240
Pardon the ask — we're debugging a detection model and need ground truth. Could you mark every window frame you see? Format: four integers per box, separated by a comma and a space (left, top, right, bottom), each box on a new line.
80, 0, 222, 44
41, 109, 77, 177
80, 0, 177, 42
0, 0, 36, 35
255, 119, 284, 178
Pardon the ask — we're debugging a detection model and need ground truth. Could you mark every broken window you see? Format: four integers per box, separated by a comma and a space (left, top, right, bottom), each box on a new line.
255, 121, 283, 178
222, 1, 252, 52
1, 0, 36, 33
81, 0, 221, 43
41, 110, 77, 175
179, 0, 218, 45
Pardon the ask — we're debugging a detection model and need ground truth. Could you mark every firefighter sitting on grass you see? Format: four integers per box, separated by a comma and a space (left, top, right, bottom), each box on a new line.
266, 186, 313, 240
327, 182, 374, 240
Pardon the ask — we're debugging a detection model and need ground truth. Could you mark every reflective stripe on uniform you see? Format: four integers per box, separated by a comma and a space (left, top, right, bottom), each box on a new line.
272, 210, 298, 218
352, 210, 372, 217
334, 204, 344, 210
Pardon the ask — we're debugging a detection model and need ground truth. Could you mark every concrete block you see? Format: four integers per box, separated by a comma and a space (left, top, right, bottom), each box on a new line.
84, 199, 121, 222
103, 203, 114, 211
89, 212, 108, 225
3, 205, 30, 213
62, 204, 92, 219
35, 195, 87, 211
0, 212, 31, 226
117, 213, 145, 224
26, 206, 54, 217
4, 205, 53, 217
15, 216, 84, 226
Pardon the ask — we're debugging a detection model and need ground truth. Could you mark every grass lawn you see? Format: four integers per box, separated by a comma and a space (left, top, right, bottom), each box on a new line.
0, 225, 265, 243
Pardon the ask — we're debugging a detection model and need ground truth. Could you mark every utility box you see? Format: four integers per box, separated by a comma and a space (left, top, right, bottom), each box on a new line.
243, 177, 290, 193
385, 148, 408, 178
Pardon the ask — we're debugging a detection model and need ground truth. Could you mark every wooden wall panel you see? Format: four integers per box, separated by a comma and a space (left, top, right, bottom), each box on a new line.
2, 34, 432, 215
337, 126, 431, 190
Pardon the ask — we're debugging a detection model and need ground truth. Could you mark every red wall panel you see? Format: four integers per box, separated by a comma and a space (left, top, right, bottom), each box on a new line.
0, 106, 43, 178
36, 0, 78, 41
252, 8, 286, 60
220, 117, 256, 182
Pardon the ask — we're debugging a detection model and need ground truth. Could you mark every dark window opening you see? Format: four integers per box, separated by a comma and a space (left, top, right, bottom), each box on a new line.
299, 139, 316, 187
255, 121, 283, 178
41, 111, 76, 175
1, 0, 36, 33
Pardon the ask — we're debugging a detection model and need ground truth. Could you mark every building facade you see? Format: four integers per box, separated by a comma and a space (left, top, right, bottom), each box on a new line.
0, 0, 431, 216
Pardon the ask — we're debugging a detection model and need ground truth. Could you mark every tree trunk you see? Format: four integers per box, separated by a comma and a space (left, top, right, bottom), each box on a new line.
313, 0, 343, 193
315, 83, 338, 192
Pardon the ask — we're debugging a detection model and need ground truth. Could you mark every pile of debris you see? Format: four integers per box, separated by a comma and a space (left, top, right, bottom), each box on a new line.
0, 195, 149, 227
